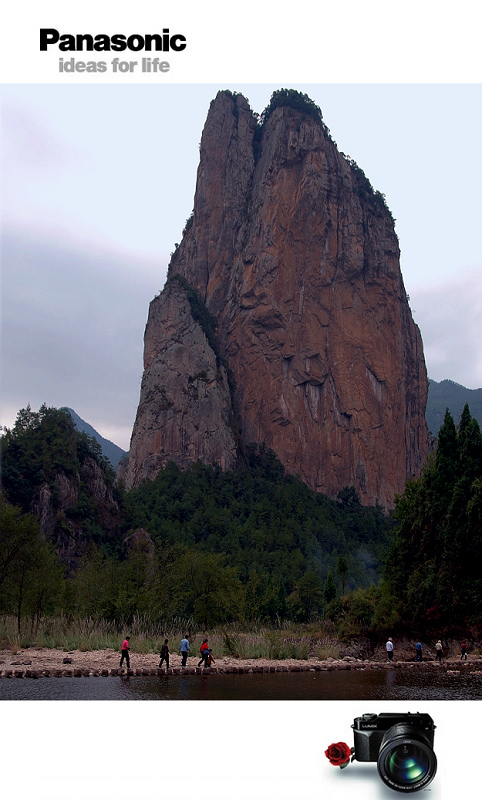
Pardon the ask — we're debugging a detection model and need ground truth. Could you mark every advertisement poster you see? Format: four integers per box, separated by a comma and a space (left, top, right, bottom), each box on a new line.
1, 2, 481, 798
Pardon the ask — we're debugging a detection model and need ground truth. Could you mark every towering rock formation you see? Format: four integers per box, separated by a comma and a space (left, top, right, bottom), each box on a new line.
123, 276, 238, 485
124, 90, 430, 506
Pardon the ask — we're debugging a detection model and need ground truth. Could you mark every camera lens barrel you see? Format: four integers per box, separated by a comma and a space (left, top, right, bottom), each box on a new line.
377, 723, 437, 793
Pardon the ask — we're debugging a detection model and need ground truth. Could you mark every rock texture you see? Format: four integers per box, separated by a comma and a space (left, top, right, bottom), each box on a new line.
125, 91, 430, 506
31, 456, 121, 570
123, 279, 237, 488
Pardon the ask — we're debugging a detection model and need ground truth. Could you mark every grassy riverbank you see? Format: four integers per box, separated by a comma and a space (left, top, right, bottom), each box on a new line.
0, 615, 341, 659
1, 616, 480, 662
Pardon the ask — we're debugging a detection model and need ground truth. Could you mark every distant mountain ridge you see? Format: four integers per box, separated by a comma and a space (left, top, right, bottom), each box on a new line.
426, 379, 482, 435
61, 407, 127, 469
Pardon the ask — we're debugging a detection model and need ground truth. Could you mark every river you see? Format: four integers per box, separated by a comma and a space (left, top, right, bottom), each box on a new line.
1, 666, 481, 700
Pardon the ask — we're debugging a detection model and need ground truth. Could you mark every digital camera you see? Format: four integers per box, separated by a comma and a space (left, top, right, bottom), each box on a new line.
352, 712, 437, 793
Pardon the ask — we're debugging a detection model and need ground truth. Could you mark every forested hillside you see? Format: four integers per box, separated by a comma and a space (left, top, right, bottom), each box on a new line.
1, 405, 392, 630
122, 445, 392, 624
0, 404, 123, 570
1, 403, 481, 638
426, 379, 482, 435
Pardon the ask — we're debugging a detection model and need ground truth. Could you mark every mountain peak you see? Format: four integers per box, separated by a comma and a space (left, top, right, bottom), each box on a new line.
124, 90, 430, 506
61, 407, 126, 469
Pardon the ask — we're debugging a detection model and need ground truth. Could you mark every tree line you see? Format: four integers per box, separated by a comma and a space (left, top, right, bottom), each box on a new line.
384, 404, 482, 634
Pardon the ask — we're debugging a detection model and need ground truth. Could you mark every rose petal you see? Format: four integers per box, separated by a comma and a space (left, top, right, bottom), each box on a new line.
325, 742, 352, 766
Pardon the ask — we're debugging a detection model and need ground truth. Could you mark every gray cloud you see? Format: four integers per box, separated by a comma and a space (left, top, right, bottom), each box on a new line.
411, 268, 482, 389
1, 229, 167, 449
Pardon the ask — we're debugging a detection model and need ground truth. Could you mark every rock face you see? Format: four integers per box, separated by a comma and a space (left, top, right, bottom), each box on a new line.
125, 90, 430, 506
31, 456, 121, 571
123, 279, 237, 488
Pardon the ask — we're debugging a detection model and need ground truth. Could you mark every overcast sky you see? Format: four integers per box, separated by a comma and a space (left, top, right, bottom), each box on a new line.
1, 83, 481, 450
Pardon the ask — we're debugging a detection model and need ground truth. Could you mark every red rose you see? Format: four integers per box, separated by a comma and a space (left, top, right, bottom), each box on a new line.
325, 742, 352, 767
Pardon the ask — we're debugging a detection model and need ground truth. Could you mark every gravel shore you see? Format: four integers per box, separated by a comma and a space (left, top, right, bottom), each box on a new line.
1, 647, 482, 678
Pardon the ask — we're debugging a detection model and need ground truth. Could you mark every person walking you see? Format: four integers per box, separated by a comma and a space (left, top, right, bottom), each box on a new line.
179, 634, 190, 667
120, 636, 130, 669
435, 640, 443, 661
198, 638, 209, 667
386, 637, 394, 662
159, 639, 170, 669
461, 639, 468, 660
415, 641, 423, 662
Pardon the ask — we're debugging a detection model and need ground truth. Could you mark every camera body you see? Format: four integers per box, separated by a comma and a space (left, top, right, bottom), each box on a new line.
353, 712, 435, 761
352, 713, 437, 793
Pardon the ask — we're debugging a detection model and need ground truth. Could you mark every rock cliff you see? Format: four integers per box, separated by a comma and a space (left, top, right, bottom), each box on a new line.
124, 277, 237, 487
31, 455, 121, 571
125, 90, 430, 506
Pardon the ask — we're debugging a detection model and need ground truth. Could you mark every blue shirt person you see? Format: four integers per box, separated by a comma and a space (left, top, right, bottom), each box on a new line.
179, 635, 190, 666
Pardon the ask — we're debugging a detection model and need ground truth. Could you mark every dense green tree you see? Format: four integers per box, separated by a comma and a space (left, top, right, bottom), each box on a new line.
71, 546, 122, 620
337, 555, 349, 596
0, 500, 64, 632
324, 570, 337, 604
385, 406, 482, 631
337, 486, 361, 510
1, 405, 79, 509
0, 501, 38, 594
432, 408, 460, 515
259, 88, 325, 128
288, 570, 325, 621
171, 549, 244, 628
20, 541, 64, 634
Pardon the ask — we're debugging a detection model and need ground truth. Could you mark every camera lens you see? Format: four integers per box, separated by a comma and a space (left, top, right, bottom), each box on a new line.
386, 744, 430, 784
378, 725, 437, 792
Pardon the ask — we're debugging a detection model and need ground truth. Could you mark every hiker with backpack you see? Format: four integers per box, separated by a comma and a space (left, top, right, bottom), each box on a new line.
198, 638, 209, 667
159, 639, 170, 669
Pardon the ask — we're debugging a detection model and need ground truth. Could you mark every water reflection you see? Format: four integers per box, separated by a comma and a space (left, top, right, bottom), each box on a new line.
1, 667, 482, 701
